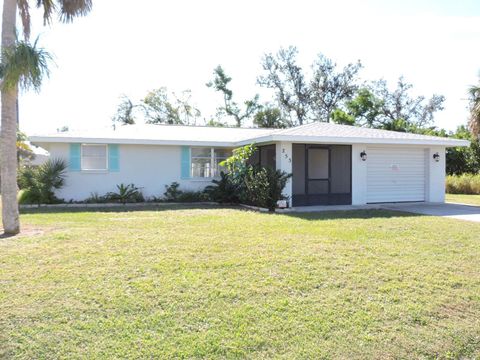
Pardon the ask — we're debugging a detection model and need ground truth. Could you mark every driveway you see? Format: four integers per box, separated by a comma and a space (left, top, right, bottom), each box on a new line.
380, 202, 480, 223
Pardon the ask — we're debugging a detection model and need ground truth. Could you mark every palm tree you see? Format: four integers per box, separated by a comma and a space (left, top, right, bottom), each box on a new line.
1, 0, 92, 234
468, 84, 480, 138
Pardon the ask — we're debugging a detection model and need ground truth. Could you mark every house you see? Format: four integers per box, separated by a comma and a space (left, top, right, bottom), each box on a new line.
30, 122, 469, 206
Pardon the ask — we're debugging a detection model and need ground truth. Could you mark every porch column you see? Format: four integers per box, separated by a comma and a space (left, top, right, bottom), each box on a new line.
275, 142, 293, 206
351, 143, 368, 205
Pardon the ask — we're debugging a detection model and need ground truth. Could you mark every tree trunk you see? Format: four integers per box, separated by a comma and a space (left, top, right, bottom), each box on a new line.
1, 0, 20, 235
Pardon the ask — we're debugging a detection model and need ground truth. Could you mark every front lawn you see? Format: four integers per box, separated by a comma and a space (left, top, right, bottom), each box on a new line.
446, 193, 480, 206
1, 205, 480, 358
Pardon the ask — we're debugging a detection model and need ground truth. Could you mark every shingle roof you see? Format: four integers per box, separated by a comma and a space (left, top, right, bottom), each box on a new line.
30, 122, 469, 147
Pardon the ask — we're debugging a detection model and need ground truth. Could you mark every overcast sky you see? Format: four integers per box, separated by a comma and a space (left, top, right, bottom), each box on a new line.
17, 0, 480, 134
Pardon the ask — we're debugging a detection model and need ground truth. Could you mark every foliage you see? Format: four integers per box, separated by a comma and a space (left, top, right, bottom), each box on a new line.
221, 144, 257, 187
16, 131, 34, 162
253, 106, 288, 128
258, 46, 361, 125
163, 181, 209, 202
204, 172, 239, 203
84, 192, 108, 204
0, 37, 53, 92
112, 95, 137, 125
106, 183, 144, 204
207, 65, 260, 127
142, 88, 201, 125
207, 144, 291, 211
242, 166, 292, 211
17, 0, 92, 40
18, 158, 67, 204
163, 182, 183, 201
446, 174, 480, 195
468, 83, 480, 137
446, 126, 480, 175
337, 79, 445, 132
310, 54, 362, 121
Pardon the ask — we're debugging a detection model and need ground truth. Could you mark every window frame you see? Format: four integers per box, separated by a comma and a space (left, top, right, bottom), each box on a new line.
190, 147, 231, 179
81, 144, 108, 171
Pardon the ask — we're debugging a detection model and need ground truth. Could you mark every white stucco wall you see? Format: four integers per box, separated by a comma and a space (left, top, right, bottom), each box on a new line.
47, 143, 213, 201
351, 144, 447, 205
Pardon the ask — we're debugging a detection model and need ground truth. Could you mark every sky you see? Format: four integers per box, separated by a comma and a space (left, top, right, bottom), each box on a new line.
16, 0, 480, 134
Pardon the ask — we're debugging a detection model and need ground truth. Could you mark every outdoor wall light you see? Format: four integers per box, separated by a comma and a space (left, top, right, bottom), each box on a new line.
360, 151, 367, 161
433, 152, 440, 162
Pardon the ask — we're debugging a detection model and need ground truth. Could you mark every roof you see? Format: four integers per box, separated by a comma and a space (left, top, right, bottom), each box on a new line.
30, 122, 469, 147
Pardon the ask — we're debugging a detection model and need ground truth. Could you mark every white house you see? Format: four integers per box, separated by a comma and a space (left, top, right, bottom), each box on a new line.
30, 122, 469, 206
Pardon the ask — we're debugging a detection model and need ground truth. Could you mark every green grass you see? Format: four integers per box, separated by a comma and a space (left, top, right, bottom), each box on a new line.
446, 193, 480, 206
1, 205, 480, 359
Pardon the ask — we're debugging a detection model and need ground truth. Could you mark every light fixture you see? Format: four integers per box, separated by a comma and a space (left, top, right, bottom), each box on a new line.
360, 151, 367, 161
433, 152, 440, 162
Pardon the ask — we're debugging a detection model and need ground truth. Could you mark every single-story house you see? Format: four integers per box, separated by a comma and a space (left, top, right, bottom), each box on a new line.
30, 122, 469, 206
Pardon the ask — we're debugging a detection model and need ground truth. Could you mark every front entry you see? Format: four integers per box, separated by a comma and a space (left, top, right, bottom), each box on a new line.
292, 144, 352, 206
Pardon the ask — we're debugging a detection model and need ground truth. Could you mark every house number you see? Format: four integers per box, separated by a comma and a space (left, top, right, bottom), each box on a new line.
282, 148, 292, 163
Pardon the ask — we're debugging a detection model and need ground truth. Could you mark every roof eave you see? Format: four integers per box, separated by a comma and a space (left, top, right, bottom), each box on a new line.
29, 136, 237, 147
237, 134, 469, 147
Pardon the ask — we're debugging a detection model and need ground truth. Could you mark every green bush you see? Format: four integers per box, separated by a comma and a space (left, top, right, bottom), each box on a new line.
446, 174, 480, 194
207, 144, 292, 211
242, 166, 292, 211
163, 182, 209, 202
18, 158, 67, 205
204, 172, 239, 203
106, 183, 144, 204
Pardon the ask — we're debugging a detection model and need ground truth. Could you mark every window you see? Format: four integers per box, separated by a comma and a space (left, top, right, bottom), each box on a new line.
191, 147, 231, 178
81, 144, 107, 170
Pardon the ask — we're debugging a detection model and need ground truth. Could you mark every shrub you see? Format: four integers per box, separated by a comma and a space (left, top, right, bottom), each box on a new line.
164, 182, 183, 201
84, 192, 108, 204
242, 166, 291, 211
204, 172, 239, 203
163, 182, 209, 202
207, 144, 292, 211
446, 174, 480, 194
106, 183, 144, 204
18, 158, 67, 205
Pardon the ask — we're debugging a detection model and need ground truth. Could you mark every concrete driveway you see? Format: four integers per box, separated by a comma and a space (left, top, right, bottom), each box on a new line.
380, 202, 480, 223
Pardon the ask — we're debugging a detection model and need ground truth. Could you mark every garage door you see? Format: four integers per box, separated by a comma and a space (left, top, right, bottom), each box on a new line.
367, 146, 426, 203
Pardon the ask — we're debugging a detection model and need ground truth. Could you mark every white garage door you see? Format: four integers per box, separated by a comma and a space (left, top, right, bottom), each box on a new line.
367, 146, 426, 203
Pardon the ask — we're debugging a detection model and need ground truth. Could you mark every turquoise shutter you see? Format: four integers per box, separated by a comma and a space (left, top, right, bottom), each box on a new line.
108, 144, 120, 172
180, 146, 190, 179
69, 143, 81, 171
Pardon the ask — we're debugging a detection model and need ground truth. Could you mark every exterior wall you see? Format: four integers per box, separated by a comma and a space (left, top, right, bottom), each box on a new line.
47, 143, 213, 201
351, 144, 447, 205
425, 146, 446, 202
351, 144, 368, 205
275, 142, 293, 206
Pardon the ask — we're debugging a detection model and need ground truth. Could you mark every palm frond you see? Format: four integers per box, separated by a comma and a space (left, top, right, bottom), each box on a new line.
18, 0, 31, 39
36, 0, 56, 25
0, 37, 54, 92
57, 0, 92, 23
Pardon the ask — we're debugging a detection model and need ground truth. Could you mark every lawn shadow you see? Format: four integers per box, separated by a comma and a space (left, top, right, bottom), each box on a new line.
278, 208, 425, 221
19, 203, 233, 215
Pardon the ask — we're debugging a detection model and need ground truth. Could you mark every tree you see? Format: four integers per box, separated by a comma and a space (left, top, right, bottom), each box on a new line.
367, 77, 445, 131
112, 95, 136, 126
468, 83, 480, 137
253, 105, 288, 128
258, 46, 362, 125
332, 79, 445, 132
310, 54, 362, 122
1, 0, 92, 235
142, 88, 201, 125
207, 65, 260, 127
258, 47, 311, 125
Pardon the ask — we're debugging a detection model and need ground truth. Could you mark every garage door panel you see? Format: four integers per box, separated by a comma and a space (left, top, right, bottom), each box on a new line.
367, 147, 426, 203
